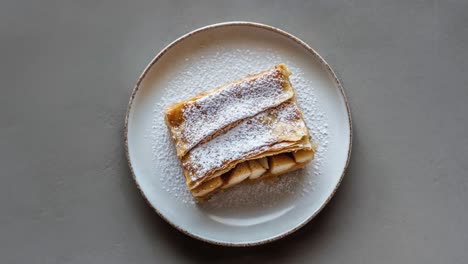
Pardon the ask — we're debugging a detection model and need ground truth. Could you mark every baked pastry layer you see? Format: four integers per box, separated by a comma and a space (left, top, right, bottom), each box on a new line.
164, 64, 315, 201
165, 64, 294, 157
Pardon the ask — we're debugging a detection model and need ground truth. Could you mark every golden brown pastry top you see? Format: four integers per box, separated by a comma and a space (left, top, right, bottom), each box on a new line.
181, 100, 312, 188
165, 64, 294, 158
164, 64, 314, 190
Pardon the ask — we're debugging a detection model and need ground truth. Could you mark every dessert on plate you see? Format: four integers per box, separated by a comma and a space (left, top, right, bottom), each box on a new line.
164, 64, 316, 201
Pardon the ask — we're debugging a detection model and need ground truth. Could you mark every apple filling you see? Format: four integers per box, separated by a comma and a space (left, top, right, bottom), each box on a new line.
191, 149, 314, 199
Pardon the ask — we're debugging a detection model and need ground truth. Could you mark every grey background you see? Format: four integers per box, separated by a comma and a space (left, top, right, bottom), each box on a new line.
1, 0, 467, 263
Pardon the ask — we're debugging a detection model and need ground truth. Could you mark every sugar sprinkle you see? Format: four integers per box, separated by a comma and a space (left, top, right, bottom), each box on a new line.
146, 47, 330, 207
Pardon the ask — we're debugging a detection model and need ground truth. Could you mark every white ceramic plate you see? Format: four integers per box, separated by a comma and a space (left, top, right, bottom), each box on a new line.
125, 22, 352, 246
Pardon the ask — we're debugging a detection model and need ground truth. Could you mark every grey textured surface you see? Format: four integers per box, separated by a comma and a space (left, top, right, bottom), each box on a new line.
1, 0, 467, 263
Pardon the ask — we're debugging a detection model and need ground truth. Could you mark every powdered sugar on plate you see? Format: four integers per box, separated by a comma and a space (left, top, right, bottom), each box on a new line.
145, 46, 330, 208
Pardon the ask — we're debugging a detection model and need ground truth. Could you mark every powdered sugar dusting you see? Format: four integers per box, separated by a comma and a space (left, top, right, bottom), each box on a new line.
184, 101, 307, 181
146, 46, 330, 207
171, 68, 292, 156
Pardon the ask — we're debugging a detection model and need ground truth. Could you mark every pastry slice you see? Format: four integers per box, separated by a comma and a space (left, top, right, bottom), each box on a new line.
164, 64, 316, 201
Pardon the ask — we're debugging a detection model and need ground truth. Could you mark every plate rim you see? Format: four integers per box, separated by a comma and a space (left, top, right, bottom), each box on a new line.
124, 21, 353, 247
